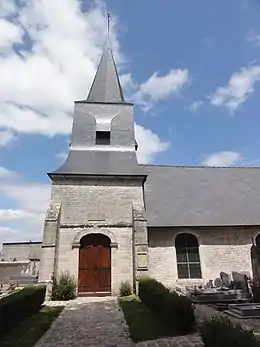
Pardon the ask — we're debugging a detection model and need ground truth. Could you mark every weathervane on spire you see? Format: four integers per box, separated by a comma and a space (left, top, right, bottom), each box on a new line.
107, 12, 111, 46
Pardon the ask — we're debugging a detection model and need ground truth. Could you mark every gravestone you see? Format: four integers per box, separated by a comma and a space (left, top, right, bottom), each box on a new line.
251, 244, 260, 285
206, 280, 214, 288
220, 271, 230, 287
214, 277, 222, 288
232, 271, 249, 294
225, 303, 260, 319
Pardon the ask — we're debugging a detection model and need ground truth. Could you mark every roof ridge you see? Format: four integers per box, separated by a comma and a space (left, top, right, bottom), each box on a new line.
140, 164, 260, 169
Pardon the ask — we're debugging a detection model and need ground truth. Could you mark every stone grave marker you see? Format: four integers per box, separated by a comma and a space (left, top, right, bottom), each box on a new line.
206, 279, 214, 288
214, 277, 222, 288
220, 271, 230, 287
232, 271, 249, 293
225, 303, 260, 319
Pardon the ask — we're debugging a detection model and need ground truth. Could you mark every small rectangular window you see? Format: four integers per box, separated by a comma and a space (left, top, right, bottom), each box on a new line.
96, 131, 110, 145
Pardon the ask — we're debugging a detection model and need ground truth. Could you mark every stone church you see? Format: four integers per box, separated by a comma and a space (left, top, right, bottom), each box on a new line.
38, 42, 260, 296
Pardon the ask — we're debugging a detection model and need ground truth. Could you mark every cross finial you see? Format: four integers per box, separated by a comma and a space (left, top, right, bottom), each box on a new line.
107, 12, 111, 46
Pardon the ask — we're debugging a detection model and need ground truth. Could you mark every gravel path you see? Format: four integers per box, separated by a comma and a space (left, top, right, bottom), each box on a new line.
35, 297, 204, 347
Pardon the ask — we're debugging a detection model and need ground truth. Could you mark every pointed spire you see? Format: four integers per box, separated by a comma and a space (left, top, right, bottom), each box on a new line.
86, 13, 126, 104
107, 12, 111, 47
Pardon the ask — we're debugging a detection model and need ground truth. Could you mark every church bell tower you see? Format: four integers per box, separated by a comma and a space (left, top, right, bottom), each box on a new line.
50, 37, 142, 178
39, 16, 148, 296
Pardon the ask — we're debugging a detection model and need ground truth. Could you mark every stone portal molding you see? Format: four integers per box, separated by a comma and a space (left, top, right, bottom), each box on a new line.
45, 202, 61, 221
72, 228, 118, 248
132, 202, 147, 221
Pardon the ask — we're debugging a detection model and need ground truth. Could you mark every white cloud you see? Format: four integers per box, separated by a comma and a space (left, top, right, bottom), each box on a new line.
135, 124, 170, 164
0, 168, 50, 242
0, 0, 111, 136
131, 69, 189, 111
0, 182, 51, 213
0, 0, 17, 17
0, 1, 174, 241
0, 166, 17, 178
202, 151, 242, 167
0, 0, 180, 140
120, 73, 137, 92
186, 100, 204, 113
0, 129, 16, 146
0, 19, 24, 51
0, 104, 72, 136
0, 209, 40, 221
247, 29, 260, 47
0, 226, 17, 234
210, 65, 260, 112
0, 180, 50, 242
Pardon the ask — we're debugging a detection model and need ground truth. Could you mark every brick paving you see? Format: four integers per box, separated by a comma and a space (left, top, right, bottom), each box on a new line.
35, 297, 204, 347
35, 297, 132, 347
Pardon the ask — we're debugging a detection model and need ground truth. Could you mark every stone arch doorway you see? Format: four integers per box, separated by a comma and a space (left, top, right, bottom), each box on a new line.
78, 233, 111, 296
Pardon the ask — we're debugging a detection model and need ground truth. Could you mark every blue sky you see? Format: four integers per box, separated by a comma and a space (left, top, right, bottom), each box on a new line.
0, 0, 260, 243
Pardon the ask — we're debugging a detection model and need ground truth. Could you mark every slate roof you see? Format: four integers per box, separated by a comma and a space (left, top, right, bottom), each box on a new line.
85, 46, 126, 104
143, 165, 260, 227
51, 150, 146, 177
48, 41, 260, 228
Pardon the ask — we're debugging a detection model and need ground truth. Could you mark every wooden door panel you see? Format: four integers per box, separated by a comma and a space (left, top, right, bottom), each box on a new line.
80, 246, 98, 267
98, 246, 110, 266
78, 269, 96, 292
79, 246, 99, 293
97, 268, 111, 291
78, 235, 111, 295
96, 246, 111, 292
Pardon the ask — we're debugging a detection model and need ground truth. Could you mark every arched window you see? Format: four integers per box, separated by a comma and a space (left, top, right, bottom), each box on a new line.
175, 233, 202, 279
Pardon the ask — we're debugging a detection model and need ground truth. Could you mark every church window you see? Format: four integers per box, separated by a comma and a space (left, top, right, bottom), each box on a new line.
96, 131, 110, 145
175, 233, 202, 279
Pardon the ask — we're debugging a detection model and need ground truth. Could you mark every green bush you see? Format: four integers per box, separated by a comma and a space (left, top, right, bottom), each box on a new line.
0, 285, 46, 336
200, 316, 260, 347
119, 281, 132, 297
51, 271, 77, 301
138, 278, 194, 334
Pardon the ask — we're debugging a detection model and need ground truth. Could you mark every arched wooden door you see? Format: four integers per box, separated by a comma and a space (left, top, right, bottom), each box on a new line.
78, 234, 111, 296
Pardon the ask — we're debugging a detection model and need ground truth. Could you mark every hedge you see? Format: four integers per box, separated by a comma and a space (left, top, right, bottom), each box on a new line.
138, 278, 194, 334
200, 316, 260, 347
0, 285, 46, 336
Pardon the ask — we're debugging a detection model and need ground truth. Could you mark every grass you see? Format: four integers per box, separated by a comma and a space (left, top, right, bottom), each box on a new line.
0, 306, 64, 347
119, 295, 173, 342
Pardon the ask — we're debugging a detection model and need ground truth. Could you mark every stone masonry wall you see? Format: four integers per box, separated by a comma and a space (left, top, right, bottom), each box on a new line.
51, 177, 144, 225
1, 242, 41, 261
149, 226, 259, 288
50, 177, 145, 294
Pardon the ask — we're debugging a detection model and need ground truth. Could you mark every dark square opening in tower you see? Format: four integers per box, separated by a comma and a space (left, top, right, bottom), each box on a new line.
96, 131, 111, 145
